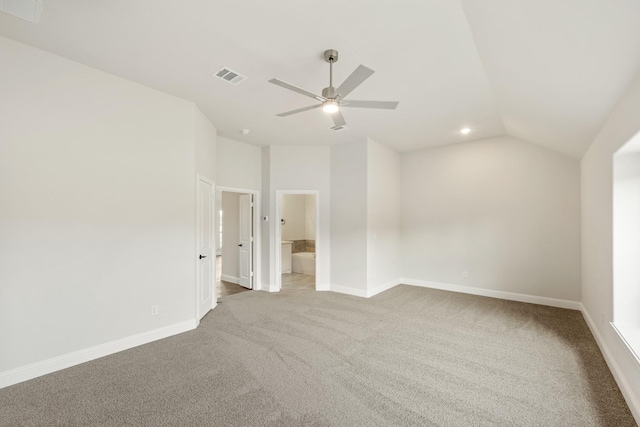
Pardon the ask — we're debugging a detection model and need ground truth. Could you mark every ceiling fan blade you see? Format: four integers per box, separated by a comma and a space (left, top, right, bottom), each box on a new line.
331, 110, 347, 128
268, 78, 325, 102
341, 100, 399, 110
335, 65, 375, 101
276, 104, 322, 117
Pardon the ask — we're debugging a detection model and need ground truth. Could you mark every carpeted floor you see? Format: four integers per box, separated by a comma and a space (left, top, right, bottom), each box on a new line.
282, 272, 316, 290
0, 285, 636, 426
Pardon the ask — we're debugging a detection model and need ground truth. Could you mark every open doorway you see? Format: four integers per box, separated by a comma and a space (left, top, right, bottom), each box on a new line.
216, 187, 260, 298
277, 191, 318, 291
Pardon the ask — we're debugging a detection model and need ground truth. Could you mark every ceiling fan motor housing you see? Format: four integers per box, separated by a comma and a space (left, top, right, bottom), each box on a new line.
322, 86, 337, 99
323, 49, 339, 63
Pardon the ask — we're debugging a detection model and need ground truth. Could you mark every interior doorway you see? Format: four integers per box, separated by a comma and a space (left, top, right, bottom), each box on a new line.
276, 191, 318, 291
216, 187, 260, 298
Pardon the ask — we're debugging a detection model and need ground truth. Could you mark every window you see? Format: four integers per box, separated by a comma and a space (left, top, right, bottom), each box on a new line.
613, 131, 640, 360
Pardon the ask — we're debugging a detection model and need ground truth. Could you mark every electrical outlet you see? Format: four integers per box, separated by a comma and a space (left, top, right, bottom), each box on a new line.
462, 271, 469, 279
151, 305, 159, 316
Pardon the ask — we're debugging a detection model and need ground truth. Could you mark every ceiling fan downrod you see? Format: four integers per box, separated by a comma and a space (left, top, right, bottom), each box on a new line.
330, 58, 333, 88
323, 49, 339, 100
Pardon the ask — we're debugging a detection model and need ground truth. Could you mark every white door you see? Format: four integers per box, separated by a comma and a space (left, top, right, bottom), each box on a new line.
238, 194, 253, 289
197, 177, 215, 319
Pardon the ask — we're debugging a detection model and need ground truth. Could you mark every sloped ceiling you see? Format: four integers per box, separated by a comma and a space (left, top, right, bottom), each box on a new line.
1, 0, 639, 158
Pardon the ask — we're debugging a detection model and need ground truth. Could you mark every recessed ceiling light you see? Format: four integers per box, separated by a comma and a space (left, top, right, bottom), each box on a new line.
240, 129, 250, 135
460, 128, 471, 134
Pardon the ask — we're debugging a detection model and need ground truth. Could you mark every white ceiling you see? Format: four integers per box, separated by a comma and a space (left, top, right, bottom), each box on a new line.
1, 0, 640, 158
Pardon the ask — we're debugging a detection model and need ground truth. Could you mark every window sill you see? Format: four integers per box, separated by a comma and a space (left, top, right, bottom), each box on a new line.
612, 323, 640, 366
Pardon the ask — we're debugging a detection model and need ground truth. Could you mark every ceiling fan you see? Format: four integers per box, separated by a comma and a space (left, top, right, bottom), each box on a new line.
268, 49, 399, 130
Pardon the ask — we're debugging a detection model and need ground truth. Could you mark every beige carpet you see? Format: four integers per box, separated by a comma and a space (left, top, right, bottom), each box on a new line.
0, 285, 635, 426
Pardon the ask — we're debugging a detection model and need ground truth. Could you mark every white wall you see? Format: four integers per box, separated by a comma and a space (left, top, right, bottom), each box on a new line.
0, 36, 213, 377
216, 136, 261, 190
280, 194, 316, 241
582, 71, 640, 419
281, 194, 306, 241
330, 141, 368, 295
401, 135, 581, 301
194, 106, 217, 181
221, 192, 240, 281
367, 138, 401, 294
260, 147, 271, 290
267, 146, 331, 290
305, 194, 316, 240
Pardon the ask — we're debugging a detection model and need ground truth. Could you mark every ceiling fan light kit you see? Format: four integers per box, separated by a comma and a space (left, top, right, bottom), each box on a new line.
322, 100, 339, 114
269, 49, 399, 129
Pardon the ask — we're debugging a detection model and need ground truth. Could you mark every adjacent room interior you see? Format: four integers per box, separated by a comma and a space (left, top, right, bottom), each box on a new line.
216, 189, 255, 298
1, 0, 640, 425
279, 192, 317, 291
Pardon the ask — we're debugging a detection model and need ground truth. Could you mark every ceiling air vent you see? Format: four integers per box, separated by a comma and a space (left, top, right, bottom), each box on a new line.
214, 67, 247, 85
330, 125, 348, 132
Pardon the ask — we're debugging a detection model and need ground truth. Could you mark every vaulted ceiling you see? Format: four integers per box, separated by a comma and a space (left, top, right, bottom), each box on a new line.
2, 0, 640, 158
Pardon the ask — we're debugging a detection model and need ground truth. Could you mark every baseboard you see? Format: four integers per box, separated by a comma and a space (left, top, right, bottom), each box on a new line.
221, 274, 239, 285
0, 319, 197, 390
367, 279, 401, 298
258, 282, 277, 292
330, 284, 367, 298
316, 283, 330, 292
400, 278, 582, 310
260, 282, 329, 292
581, 306, 640, 423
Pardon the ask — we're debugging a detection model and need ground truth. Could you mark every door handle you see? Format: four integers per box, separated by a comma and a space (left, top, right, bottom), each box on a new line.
199, 255, 207, 259
238, 244, 243, 247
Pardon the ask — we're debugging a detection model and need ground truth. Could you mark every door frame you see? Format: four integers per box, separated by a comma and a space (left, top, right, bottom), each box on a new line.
275, 190, 319, 291
196, 174, 215, 322
238, 193, 253, 289
217, 186, 261, 292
